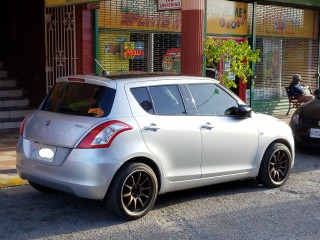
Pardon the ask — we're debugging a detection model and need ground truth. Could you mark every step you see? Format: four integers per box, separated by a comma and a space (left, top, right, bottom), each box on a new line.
0, 107, 33, 119
0, 79, 17, 88
0, 97, 29, 108
0, 70, 8, 78
0, 88, 23, 98
0, 117, 25, 129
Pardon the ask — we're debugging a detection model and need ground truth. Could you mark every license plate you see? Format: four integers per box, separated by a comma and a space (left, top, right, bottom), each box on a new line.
37, 144, 56, 162
310, 128, 320, 138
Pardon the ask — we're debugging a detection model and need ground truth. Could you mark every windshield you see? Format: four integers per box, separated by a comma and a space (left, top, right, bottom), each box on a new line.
41, 82, 116, 117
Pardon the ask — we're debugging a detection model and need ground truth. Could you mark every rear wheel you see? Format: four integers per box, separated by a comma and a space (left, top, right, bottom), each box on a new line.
257, 143, 291, 188
106, 163, 158, 220
28, 181, 56, 193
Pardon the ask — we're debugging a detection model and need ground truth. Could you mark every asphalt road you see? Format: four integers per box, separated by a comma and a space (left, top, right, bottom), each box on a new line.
0, 148, 319, 240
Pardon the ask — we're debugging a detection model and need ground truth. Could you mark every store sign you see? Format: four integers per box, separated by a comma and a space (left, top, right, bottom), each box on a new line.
121, 42, 144, 60
158, 0, 182, 10
207, 0, 248, 36
98, 1, 181, 32
255, 9, 314, 38
162, 48, 181, 74
45, 0, 97, 7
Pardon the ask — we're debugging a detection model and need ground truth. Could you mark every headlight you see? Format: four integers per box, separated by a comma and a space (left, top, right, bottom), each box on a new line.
290, 113, 300, 125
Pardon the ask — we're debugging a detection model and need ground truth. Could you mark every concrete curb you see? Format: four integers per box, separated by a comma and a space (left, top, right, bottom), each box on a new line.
0, 178, 28, 188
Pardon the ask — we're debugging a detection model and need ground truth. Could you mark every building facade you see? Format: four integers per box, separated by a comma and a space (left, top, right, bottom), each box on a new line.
0, 0, 319, 129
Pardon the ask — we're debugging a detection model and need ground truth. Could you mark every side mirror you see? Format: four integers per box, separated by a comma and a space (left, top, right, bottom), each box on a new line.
224, 105, 252, 118
237, 105, 252, 118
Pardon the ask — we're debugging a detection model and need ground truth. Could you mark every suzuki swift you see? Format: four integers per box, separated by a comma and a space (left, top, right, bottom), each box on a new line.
17, 73, 295, 220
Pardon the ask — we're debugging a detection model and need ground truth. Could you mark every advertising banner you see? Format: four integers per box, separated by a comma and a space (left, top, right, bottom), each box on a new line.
206, 0, 248, 36
98, 1, 181, 32
255, 8, 314, 38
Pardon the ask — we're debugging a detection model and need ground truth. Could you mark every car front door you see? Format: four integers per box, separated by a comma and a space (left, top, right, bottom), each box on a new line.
187, 83, 259, 178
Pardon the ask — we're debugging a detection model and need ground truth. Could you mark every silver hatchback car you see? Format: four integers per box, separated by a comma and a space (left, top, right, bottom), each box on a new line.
17, 74, 295, 220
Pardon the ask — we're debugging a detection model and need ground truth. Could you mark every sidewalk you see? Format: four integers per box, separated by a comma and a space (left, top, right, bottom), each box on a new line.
0, 129, 27, 188
0, 115, 292, 189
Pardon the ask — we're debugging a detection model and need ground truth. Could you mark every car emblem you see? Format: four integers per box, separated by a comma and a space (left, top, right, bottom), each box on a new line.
46, 120, 51, 126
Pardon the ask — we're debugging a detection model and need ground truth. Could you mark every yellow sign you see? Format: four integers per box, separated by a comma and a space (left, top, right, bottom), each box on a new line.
45, 0, 97, 7
207, 1, 248, 36
98, 1, 181, 32
255, 8, 314, 38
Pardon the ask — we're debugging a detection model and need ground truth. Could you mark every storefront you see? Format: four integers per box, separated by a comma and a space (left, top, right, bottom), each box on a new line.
44, 0, 319, 115
206, 0, 319, 114
247, 2, 319, 114
96, 0, 182, 74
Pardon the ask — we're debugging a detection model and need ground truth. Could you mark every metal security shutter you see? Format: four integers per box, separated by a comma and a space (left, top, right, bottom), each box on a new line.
153, 33, 181, 72
97, 0, 181, 74
129, 33, 149, 72
247, 3, 319, 114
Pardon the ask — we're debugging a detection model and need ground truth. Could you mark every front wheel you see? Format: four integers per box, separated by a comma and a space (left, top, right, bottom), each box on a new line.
257, 143, 292, 188
106, 163, 158, 220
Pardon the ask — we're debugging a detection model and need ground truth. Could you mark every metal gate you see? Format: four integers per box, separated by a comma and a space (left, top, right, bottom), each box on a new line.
45, 5, 77, 92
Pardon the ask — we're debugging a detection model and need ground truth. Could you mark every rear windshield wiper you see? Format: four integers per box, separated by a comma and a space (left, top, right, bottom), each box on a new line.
57, 107, 80, 113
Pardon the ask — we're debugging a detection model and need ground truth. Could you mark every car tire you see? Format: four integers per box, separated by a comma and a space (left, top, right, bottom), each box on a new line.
28, 181, 56, 193
106, 162, 158, 220
257, 143, 291, 188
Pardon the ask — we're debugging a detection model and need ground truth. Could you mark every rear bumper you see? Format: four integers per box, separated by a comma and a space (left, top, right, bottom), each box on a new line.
16, 138, 121, 200
290, 124, 320, 149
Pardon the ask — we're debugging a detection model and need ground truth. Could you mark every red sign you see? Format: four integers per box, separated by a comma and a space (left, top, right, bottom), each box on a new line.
124, 50, 144, 56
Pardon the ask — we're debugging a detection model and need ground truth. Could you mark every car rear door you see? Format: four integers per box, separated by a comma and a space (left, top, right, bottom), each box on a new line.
126, 82, 202, 182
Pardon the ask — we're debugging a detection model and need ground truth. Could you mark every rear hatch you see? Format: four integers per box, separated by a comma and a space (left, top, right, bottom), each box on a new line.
24, 80, 116, 148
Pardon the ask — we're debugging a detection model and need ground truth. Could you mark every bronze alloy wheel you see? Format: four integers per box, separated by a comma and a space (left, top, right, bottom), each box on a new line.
257, 143, 292, 188
107, 162, 158, 220
268, 149, 290, 183
121, 170, 155, 214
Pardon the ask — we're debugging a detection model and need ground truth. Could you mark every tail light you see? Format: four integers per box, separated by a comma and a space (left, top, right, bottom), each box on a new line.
19, 114, 30, 137
77, 120, 132, 148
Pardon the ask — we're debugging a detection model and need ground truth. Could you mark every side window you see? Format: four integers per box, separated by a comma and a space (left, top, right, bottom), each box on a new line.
188, 83, 238, 116
149, 85, 186, 115
131, 87, 155, 114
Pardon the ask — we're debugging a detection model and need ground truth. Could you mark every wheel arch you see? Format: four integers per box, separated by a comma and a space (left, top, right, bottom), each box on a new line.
269, 138, 294, 159
105, 157, 162, 199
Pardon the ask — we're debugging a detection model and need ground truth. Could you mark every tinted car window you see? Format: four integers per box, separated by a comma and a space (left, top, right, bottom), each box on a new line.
188, 83, 238, 116
131, 87, 155, 114
41, 82, 115, 117
149, 85, 186, 115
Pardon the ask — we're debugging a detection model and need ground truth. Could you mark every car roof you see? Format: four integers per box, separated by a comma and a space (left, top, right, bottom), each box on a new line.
56, 73, 219, 89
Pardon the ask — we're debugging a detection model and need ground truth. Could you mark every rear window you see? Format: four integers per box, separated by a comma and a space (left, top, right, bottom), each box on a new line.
41, 82, 115, 117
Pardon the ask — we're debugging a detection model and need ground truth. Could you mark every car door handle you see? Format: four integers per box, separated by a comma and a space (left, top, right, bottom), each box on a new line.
144, 123, 160, 132
200, 122, 214, 130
